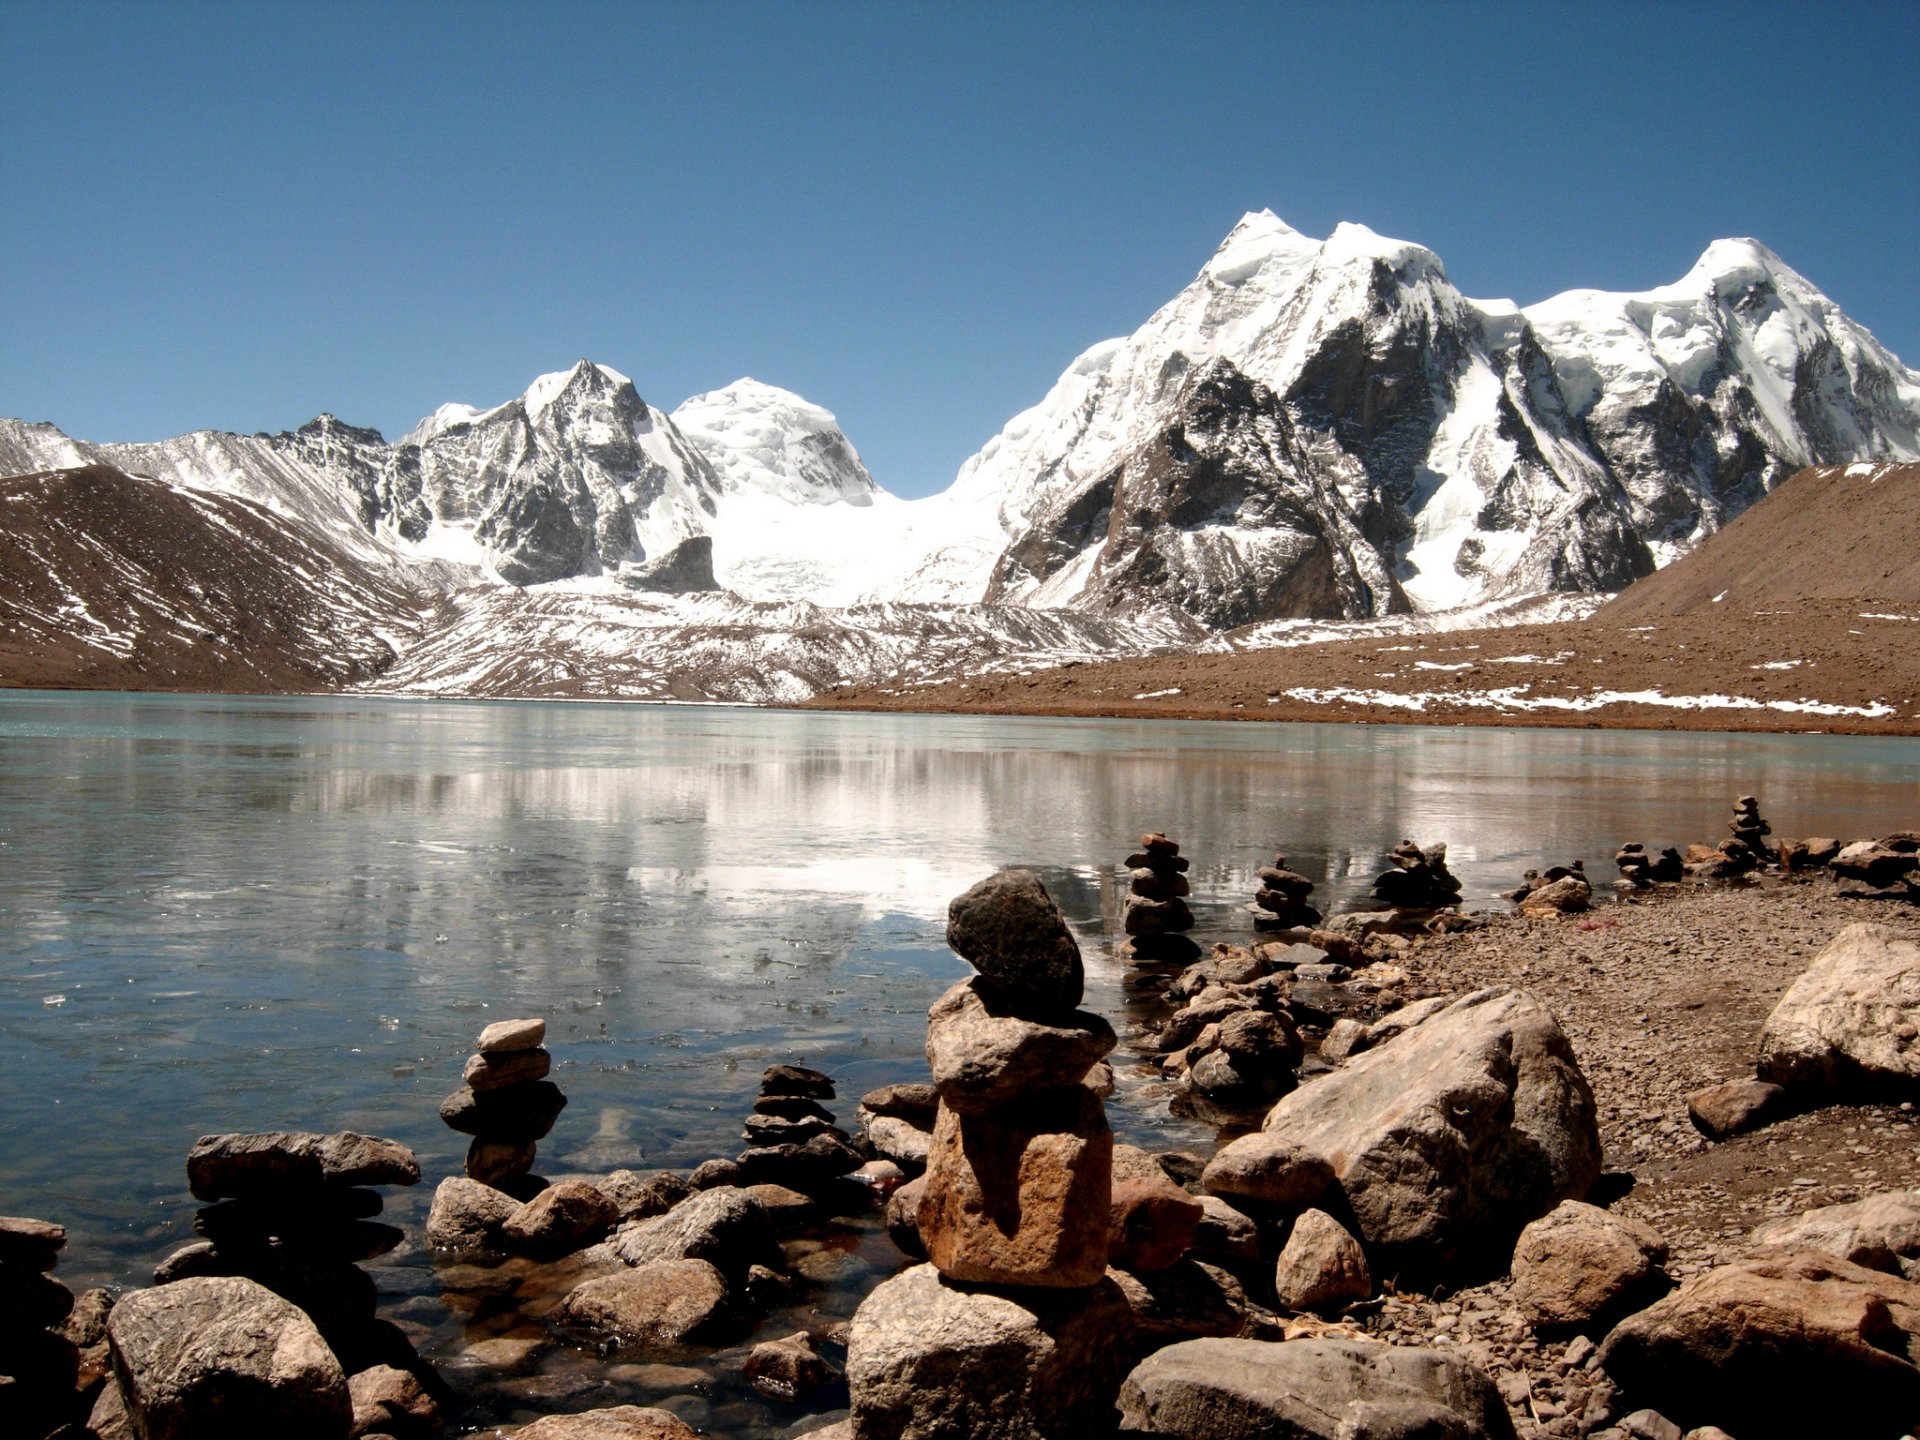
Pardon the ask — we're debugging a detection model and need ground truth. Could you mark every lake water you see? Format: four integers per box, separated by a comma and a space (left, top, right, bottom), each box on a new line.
2, 691, 1916, 1430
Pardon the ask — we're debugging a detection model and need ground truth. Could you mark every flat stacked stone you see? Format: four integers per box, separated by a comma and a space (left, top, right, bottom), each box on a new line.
1123, 832, 1200, 964
1614, 842, 1683, 889
733, 1064, 864, 1194
1246, 850, 1321, 932
0, 1215, 84, 1436
1365, 840, 1462, 912
154, 1130, 419, 1353
438, 1016, 563, 1191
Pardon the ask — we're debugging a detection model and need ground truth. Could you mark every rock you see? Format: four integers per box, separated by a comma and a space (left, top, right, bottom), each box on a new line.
510, 1404, 699, 1438
1199, 1133, 1336, 1209
862, 1113, 932, 1170
1108, 1175, 1204, 1273
346, 1364, 437, 1438
1259, 986, 1602, 1274
553, 1259, 734, 1358
1685, 1079, 1790, 1139
859, 1083, 939, 1121
1748, 1190, 1920, 1273
437, 1083, 568, 1142
463, 1047, 552, 1092
743, 1330, 836, 1403
760, 1064, 836, 1099
1190, 1195, 1262, 1267
1272, 1209, 1372, 1312
476, 1017, 546, 1053
1510, 1200, 1671, 1328
0, 1214, 66, 1270
60, 1285, 115, 1346
755, 1093, 836, 1121
185, 1132, 326, 1199
423, 1177, 518, 1252
1617, 1413, 1684, 1440
745, 1183, 819, 1235
5, 1262, 76, 1326
688, 1159, 744, 1190
743, 1113, 843, 1146
917, 1087, 1113, 1288
1124, 895, 1194, 937
732, 1132, 865, 1190
1108, 1259, 1259, 1349
88, 1376, 136, 1440
501, 1179, 618, 1257
1756, 923, 1920, 1092
1831, 841, 1920, 889
847, 1262, 1132, 1440
924, 979, 1117, 1114
886, 1176, 928, 1260
107, 1275, 352, 1440
609, 1188, 779, 1278
1320, 1018, 1372, 1064
1597, 1249, 1920, 1440
1118, 1336, 1518, 1440
944, 869, 1084, 1013
1519, 875, 1592, 915
465, 1137, 537, 1185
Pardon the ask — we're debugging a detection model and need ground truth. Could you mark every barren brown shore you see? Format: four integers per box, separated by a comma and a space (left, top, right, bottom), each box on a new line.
807, 605, 1920, 737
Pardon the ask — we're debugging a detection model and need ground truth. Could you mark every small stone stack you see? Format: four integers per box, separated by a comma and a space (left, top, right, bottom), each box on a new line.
733, 1064, 865, 1195
155, 1130, 420, 1352
1725, 794, 1774, 866
1614, 842, 1684, 889
1366, 840, 1462, 912
1123, 832, 1199, 964
1506, 861, 1592, 915
1246, 850, 1321, 932
439, 1017, 565, 1193
0, 1215, 83, 1437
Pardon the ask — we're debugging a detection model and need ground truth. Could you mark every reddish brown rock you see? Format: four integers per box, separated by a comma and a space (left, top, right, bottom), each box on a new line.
475, 1017, 545, 1054
1272, 1209, 1371, 1312
1199, 1132, 1336, 1208
501, 1179, 618, 1257
1510, 1200, 1670, 1327
1109, 1176, 1204, 1273
462, 1047, 551, 1092
1686, 1078, 1790, 1139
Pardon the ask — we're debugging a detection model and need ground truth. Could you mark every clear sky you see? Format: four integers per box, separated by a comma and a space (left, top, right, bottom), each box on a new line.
3, 1, 1916, 498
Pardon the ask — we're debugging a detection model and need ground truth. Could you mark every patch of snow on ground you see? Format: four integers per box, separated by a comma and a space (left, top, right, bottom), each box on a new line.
1278, 684, 1896, 720
1413, 660, 1475, 671
1752, 660, 1803, 670
1861, 612, 1920, 622
1133, 687, 1183, 699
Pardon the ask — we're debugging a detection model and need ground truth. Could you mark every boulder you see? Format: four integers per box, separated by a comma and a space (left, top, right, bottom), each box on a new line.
847, 1262, 1132, 1440
1189, 1195, 1262, 1267
1108, 1260, 1260, 1350
1108, 1175, 1204, 1273
511, 1405, 698, 1438
1597, 1249, 1920, 1440
1259, 987, 1602, 1274
0, 1214, 66, 1270
924, 979, 1116, 1114
760, 1063, 836, 1099
945, 869, 1085, 1013
743, 1329, 836, 1403
1509, 1200, 1670, 1328
437, 1082, 568, 1142
885, 1176, 928, 1260
346, 1363, 437, 1438
107, 1275, 352, 1440
917, 1087, 1112, 1288
475, 1017, 545, 1053
423, 1177, 518, 1252
1748, 1190, 1920, 1273
1686, 1078, 1790, 1139
553, 1259, 734, 1358
1199, 1132, 1336, 1209
501, 1179, 618, 1257
1518, 874, 1591, 915
1272, 1210, 1372, 1313
862, 1113, 933, 1171
1118, 1336, 1518, 1440
608, 1187, 779, 1279
1756, 923, 1920, 1092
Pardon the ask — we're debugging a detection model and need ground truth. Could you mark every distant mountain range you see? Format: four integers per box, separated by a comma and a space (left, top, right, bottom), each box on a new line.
3, 213, 1917, 699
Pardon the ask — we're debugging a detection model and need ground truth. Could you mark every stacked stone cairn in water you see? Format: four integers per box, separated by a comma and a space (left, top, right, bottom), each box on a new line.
1364, 840, 1463, 914
732, 1063, 866, 1199
0, 1215, 90, 1438
1121, 832, 1200, 965
1245, 849, 1321, 932
440, 1016, 565, 1193
845, 869, 1148, 1438
1614, 841, 1684, 889
1682, 794, 1775, 878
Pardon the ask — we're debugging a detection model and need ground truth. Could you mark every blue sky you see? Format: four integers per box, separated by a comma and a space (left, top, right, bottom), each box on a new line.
3, 1, 1916, 498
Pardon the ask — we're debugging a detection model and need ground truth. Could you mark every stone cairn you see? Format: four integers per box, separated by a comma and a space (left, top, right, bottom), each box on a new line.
1122, 831, 1199, 965
1245, 849, 1321, 932
0, 1215, 86, 1437
1614, 841, 1684, 889
1680, 794, 1776, 879
1365, 840, 1462, 913
731, 1063, 866, 1197
847, 869, 1137, 1438
154, 1129, 421, 1361
1506, 860, 1592, 915
440, 1016, 566, 1194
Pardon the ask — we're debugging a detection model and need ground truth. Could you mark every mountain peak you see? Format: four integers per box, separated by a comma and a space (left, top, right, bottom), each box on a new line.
522, 359, 634, 417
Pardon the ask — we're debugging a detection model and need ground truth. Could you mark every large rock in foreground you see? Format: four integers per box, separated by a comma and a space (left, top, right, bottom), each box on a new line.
1118, 1336, 1518, 1440
1598, 1249, 1920, 1440
1260, 987, 1601, 1273
106, 1275, 351, 1440
1756, 923, 1920, 1092
847, 1262, 1132, 1439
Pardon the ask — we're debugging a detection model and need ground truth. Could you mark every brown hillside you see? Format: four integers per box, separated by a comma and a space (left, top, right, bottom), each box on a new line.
1601, 462, 1920, 619
0, 464, 426, 693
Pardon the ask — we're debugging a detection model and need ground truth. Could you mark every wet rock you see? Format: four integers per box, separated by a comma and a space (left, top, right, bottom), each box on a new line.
346, 1363, 438, 1438
924, 979, 1117, 1114
501, 1179, 619, 1258
1597, 1249, 1920, 1440
847, 1262, 1132, 1440
1118, 1336, 1517, 1440
731, 1132, 865, 1190
1259, 986, 1602, 1275
945, 869, 1085, 1013
1510, 1200, 1671, 1328
759, 1064, 836, 1100
1108, 1174, 1204, 1273
463, 1047, 552, 1092
1748, 1189, 1920, 1273
465, 1138, 537, 1187
1199, 1133, 1336, 1209
1756, 923, 1920, 1091
107, 1275, 352, 1440
1272, 1209, 1371, 1313
475, 1017, 546, 1054
554, 1260, 734, 1358
511, 1404, 699, 1438
438, 1082, 568, 1142
742, 1112, 844, 1146
424, 1178, 518, 1252
917, 1086, 1113, 1288
755, 1093, 836, 1121
743, 1330, 836, 1403
608, 1188, 779, 1279
1686, 1078, 1790, 1139
1124, 894, 1195, 937
745, 1183, 819, 1236
0, 1214, 66, 1271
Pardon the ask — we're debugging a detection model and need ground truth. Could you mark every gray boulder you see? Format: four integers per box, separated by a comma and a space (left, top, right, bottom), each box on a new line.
106, 1275, 351, 1440
1118, 1336, 1518, 1440
1749, 1190, 1920, 1273
1756, 923, 1920, 1092
847, 1261, 1132, 1439
608, 1186, 779, 1278
945, 870, 1084, 1013
423, 1176, 518, 1252
1259, 986, 1601, 1274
